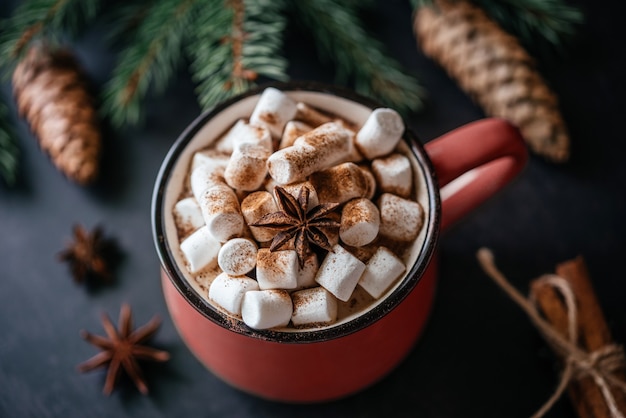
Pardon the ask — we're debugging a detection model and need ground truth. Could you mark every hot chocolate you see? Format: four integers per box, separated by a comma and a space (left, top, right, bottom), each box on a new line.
168, 87, 430, 331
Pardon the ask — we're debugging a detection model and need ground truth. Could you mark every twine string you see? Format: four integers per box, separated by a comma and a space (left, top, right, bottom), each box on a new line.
476, 248, 626, 418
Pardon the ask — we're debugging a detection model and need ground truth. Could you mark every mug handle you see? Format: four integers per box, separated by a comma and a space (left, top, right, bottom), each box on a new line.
424, 118, 528, 232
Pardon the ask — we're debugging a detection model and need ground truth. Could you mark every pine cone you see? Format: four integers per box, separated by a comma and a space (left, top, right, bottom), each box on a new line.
12, 43, 101, 185
414, 0, 570, 162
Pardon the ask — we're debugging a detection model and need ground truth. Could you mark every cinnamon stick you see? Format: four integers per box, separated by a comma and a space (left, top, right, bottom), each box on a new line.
531, 255, 626, 418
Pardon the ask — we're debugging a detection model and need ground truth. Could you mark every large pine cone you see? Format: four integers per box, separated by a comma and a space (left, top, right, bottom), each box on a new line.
414, 0, 570, 162
12, 43, 101, 185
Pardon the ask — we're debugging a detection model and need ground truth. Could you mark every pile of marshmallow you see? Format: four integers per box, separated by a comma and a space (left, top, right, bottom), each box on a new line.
172, 87, 425, 330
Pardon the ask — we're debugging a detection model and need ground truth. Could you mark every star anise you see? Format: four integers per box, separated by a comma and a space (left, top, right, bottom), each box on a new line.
58, 223, 119, 284
77, 303, 170, 396
251, 186, 341, 267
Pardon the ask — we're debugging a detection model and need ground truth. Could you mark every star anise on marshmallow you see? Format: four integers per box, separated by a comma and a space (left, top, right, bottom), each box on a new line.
251, 186, 340, 267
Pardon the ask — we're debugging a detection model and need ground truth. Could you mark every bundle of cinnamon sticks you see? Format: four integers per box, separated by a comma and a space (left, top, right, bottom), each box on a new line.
531, 256, 626, 417
477, 249, 626, 418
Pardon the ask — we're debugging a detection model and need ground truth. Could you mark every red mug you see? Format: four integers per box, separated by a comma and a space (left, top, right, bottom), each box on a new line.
152, 82, 528, 403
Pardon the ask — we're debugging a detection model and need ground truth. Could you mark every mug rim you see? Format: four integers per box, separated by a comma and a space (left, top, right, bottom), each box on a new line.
151, 80, 441, 343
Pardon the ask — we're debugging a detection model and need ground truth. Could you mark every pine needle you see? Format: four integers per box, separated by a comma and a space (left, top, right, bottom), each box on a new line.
101, 1, 155, 48
100, 0, 198, 128
0, 0, 101, 78
0, 99, 19, 187
292, 0, 426, 116
186, 0, 288, 111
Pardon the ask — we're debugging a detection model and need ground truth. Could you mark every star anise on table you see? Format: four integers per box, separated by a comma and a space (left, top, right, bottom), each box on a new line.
58, 223, 120, 284
251, 186, 341, 267
77, 303, 170, 396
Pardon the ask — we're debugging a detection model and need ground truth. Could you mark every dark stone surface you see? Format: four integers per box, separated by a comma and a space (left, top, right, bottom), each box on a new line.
1, 1, 624, 417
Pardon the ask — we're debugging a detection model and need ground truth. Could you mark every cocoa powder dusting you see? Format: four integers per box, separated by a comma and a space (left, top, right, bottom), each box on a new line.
292, 292, 313, 312
302, 129, 336, 148
341, 202, 368, 228
310, 170, 335, 200
311, 163, 367, 203
284, 146, 319, 173
259, 111, 277, 125
254, 125, 266, 136
230, 164, 265, 189
257, 249, 290, 275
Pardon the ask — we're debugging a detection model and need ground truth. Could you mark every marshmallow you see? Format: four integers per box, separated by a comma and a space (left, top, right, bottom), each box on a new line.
294, 102, 334, 127
208, 272, 259, 316
371, 153, 412, 198
310, 162, 370, 204
199, 184, 244, 242
279, 120, 312, 149
280, 181, 319, 210
218, 238, 258, 276
263, 176, 278, 194
377, 193, 425, 242
180, 226, 221, 273
293, 121, 354, 151
190, 149, 230, 172
355, 108, 404, 159
339, 198, 380, 247
315, 244, 366, 302
241, 289, 293, 329
224, 143, 270, 191
173, 197, 205, 238
250, 87, 297, 139
358, 165, 377, 199
256, 249, 298, 290
266, 145, 312, 185
291, 287, 338, 327
338, 140, 365, 165
296, 253, 319, 289
214, 119, 273, 154
190, 163, 227, 201
240, 191, 279, 242
358, 246, 406, 299
267, 122, 354, 184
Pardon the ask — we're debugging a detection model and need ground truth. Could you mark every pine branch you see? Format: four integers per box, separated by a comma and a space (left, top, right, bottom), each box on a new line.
186, 0, 288, 111
292, 0, 426, 116
0, 0, 101, 77
411, 0, 583, 55
100, 0, 198, 128
101, 0, 155, 48
0, 98, 19, 187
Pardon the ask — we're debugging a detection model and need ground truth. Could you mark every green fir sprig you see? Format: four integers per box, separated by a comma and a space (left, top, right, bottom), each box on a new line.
1, 0, 583, 132
186, 0, 288, 111
291, 0, 426, 115
0, 0, 101, 78
0, 99, 19, 186
100, 0, 197, 128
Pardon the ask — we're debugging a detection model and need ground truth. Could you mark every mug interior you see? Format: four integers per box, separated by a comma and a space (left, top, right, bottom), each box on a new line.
152, 81, 440, 343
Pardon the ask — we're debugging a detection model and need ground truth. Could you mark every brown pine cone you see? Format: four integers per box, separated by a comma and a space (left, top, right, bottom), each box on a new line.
12, 43, 101, 185
414, 0, 570, 162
